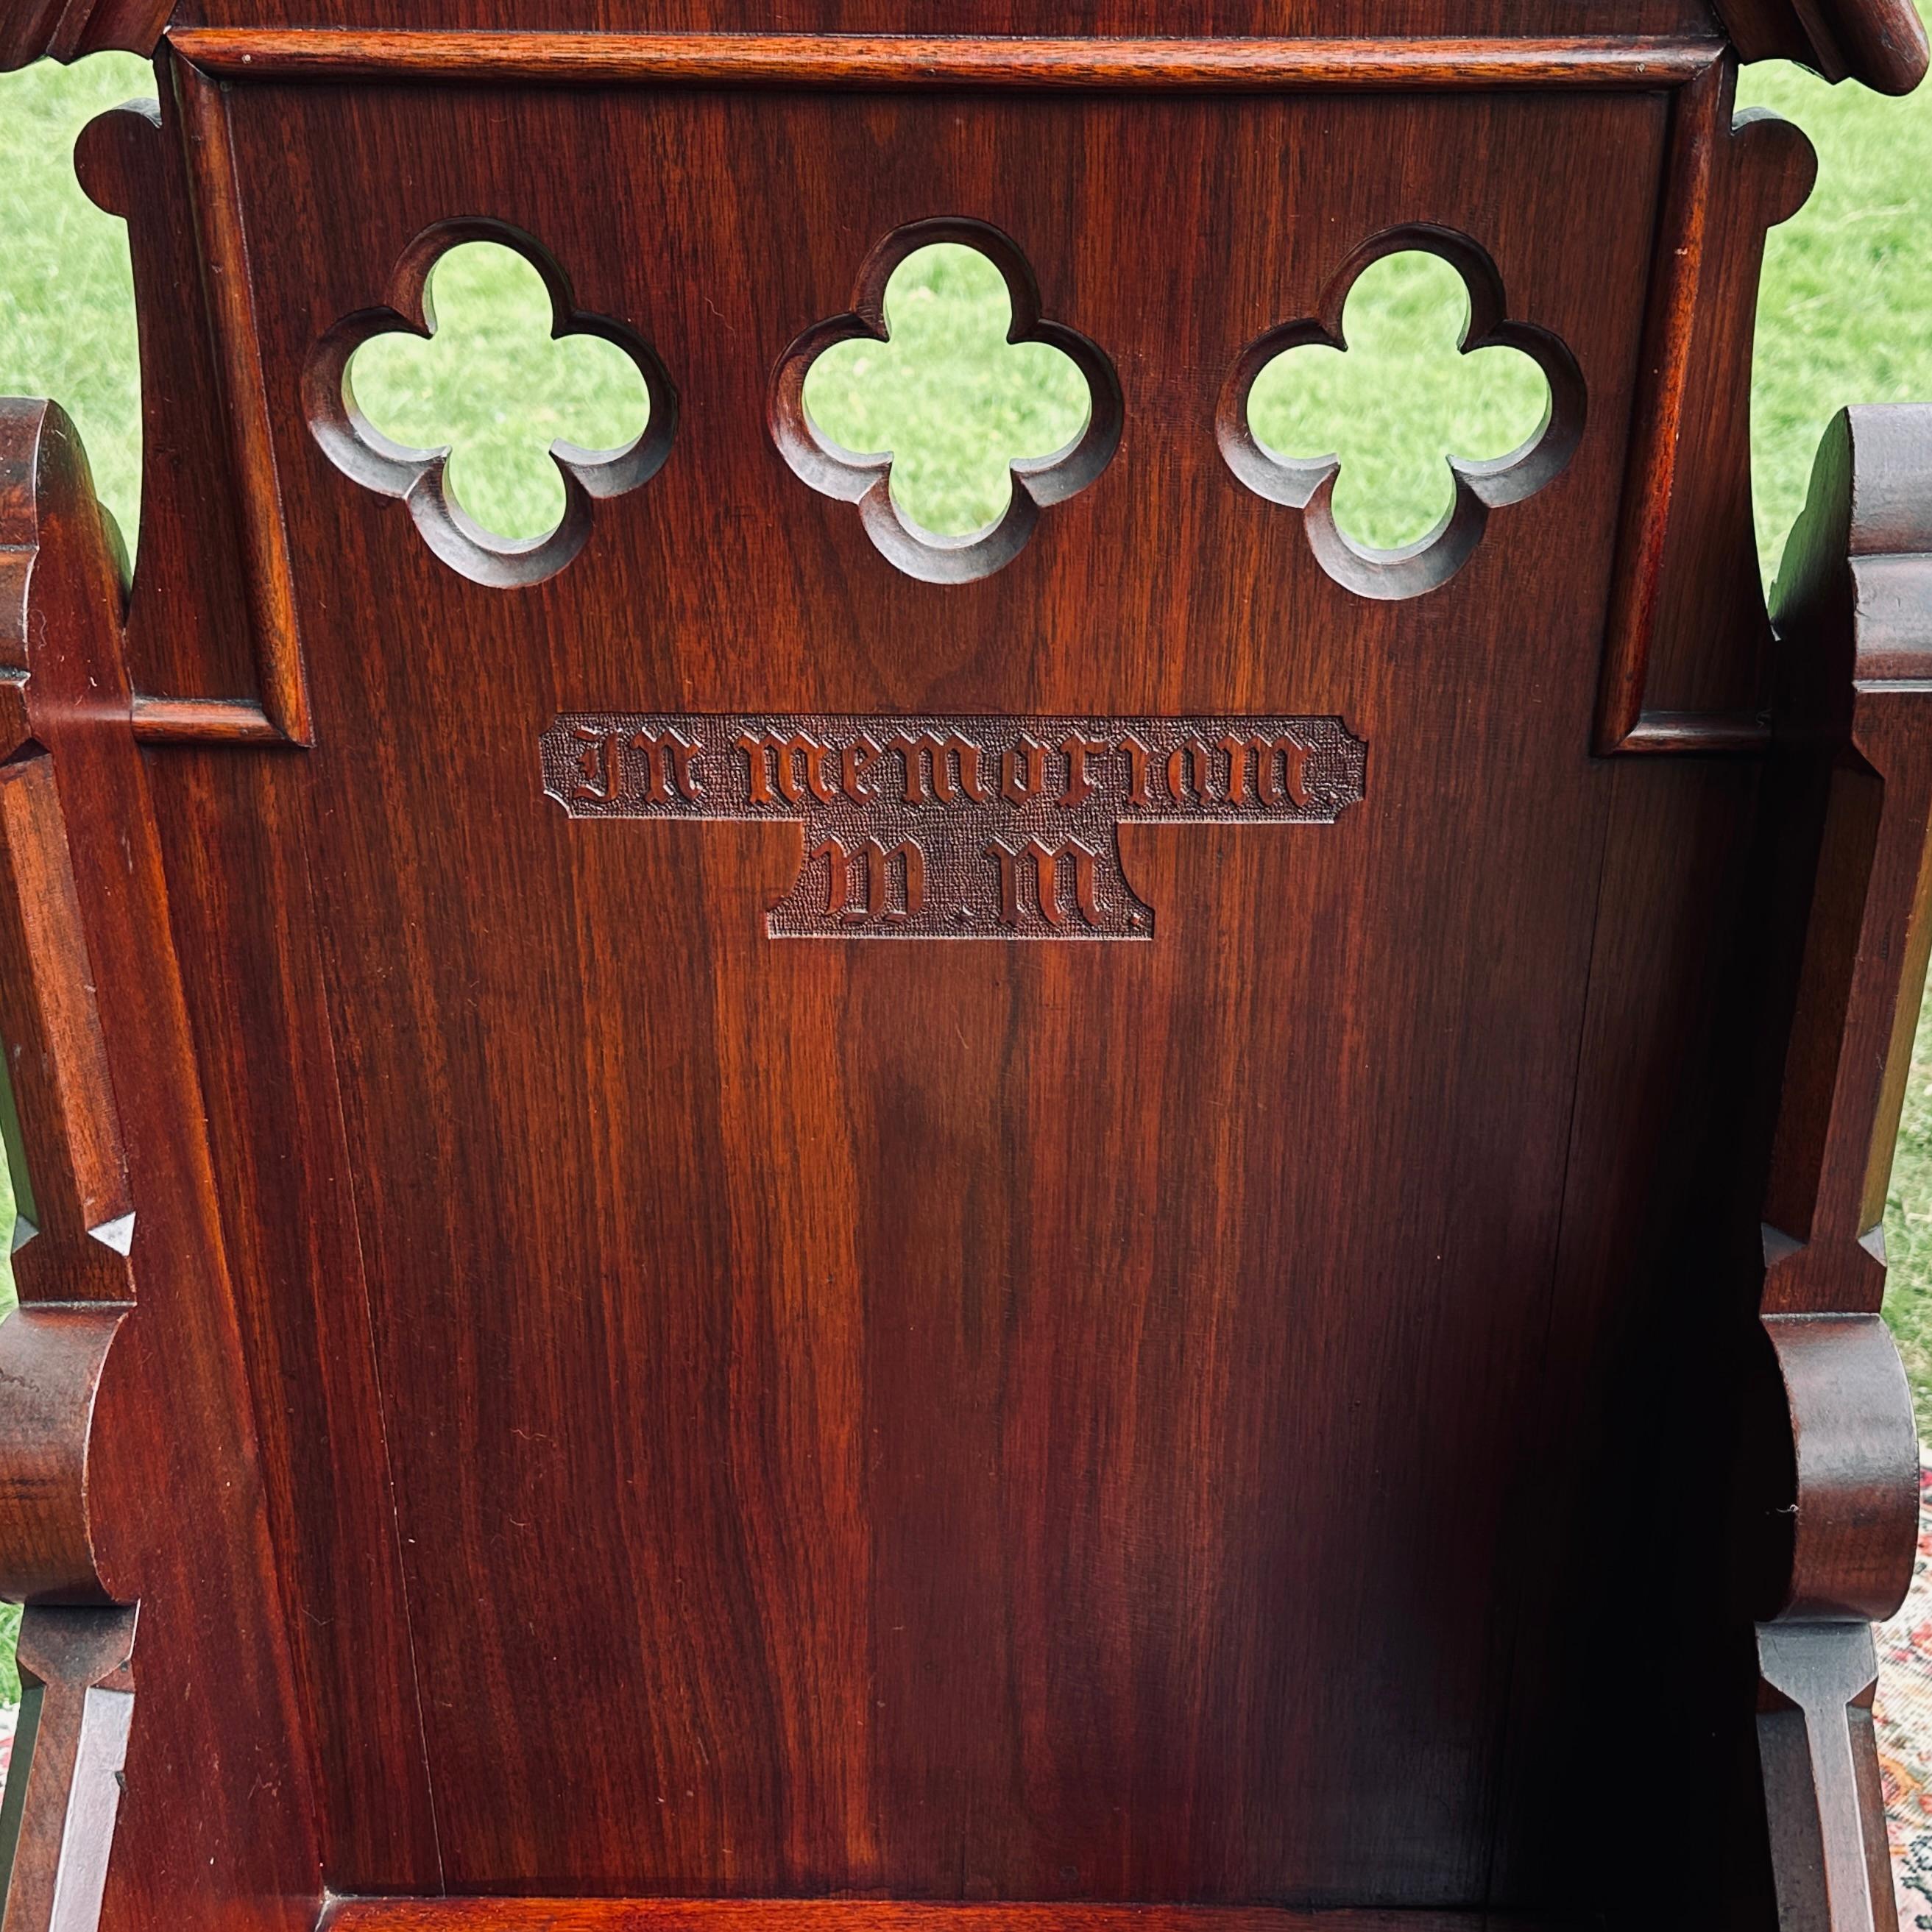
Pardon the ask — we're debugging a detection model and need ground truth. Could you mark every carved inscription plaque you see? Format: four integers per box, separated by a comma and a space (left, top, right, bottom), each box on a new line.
541, 713, 1367, 940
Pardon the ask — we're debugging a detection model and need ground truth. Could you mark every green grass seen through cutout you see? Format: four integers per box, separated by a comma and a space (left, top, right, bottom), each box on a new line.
802, 241, 1090, 538
348, 239, 651, 542
1247, 249, 1551, 551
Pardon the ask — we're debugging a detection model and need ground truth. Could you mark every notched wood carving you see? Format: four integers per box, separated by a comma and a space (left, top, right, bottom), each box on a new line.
1219, 224, 1583, 601
770, 219, 1122, 584
305, 219, 676, 588
0, 1604, 139, 1932
542, 712, 1366, 939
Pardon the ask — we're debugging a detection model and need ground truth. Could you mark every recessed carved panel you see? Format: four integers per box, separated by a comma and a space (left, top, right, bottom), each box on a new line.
771, 220, 1122, 583
305, 221, 676, 587
1219, 225, 1585, 599
542, 712, 1367, 940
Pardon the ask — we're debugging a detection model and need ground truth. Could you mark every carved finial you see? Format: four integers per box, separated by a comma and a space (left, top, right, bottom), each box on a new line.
0, 0, 171, 68
1774, 404, 1932, 703
1719, 0, 1929, 94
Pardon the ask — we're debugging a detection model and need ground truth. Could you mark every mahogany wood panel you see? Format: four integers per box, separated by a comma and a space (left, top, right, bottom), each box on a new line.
320, 1906, 1563, 1932
1445, 749, 1774, 1919
71, 57, 443, 1889
0, 399, 320, 1928
3, 12, 1924, 1929
155, 72, 1678, 1906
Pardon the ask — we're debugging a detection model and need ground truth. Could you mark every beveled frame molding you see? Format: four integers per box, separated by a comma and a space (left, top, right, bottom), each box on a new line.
769, 217, 1122, 586
166, 32, 1722, 88
1217, 224, 1585, 603
304, 217, 677, 590
1594, 63, 1816, 754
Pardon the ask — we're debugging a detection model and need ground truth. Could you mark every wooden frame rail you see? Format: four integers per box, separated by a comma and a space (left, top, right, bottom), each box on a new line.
316, 1906, 1570, 1932
164, 32, 1722, 89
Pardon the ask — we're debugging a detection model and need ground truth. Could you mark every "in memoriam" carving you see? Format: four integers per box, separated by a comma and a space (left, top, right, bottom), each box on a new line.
540, 712, 1368, 940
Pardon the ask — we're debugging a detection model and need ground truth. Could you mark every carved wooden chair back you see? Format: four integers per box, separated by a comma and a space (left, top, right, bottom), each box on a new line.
1, 5, 1931, 1931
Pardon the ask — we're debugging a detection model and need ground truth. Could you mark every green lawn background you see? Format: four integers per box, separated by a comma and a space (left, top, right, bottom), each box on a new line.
1, 36, 1931, 1702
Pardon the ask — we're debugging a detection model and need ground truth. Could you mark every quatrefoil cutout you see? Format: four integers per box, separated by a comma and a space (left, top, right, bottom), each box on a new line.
1218, 227, 1585, 599
771, 219, 1123, 584
305, 221, 676, 587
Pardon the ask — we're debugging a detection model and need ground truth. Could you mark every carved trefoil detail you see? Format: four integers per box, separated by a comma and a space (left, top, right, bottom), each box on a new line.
542, 713, 1367, 940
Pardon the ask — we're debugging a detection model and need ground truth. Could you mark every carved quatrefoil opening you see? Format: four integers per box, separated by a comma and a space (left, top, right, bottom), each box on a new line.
305, 222, 676, 587
772, 220, 1122, 584
1219, 228, 1585, 600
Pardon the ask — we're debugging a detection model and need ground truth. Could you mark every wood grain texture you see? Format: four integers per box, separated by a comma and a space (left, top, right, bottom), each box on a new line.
73, 90, 266, 714
1716, 0, 1929, 92
0, 1606, 139, 1932
0, 756, 135, 1301
128, 693, 283, 742
320, 1906, 1564, 1932
166, 30, 1724, 86
1745, 406, 1932, 1932
0, 399, 321, 1929
11, 15, 1931, 1930
0, 0, 170, 68
1596, 70, 1817, 750
0, 1309, 128, 1604
172, 57, 310, 743
194, 71, 1688, 1909
78, 69, 444, 1887
163, 0, 1729, 41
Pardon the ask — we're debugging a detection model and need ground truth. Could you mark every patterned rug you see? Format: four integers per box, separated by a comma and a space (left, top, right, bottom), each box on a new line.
1880, 1465, 1932, 1927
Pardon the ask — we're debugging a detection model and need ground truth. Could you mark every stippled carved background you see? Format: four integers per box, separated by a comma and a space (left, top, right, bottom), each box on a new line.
542, 712, 1369, 938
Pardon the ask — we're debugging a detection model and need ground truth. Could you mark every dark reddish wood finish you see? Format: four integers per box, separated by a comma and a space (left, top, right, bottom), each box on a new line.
0, 9, 1928, 1932
0, 400, 319, 1927
1716, 0, 1929, 93
0, 0, 169, 65
1737, 408, 1932, 1932
1596, 60, 1817, 751
168, 32, 1724, 87
319, 1907, 1559, 1932
203, 70, 1666, 1908
0, 1606, 139, 1932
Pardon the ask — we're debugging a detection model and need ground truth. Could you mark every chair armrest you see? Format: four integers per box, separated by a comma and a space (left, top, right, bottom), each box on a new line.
1753, 405, 1932, 1932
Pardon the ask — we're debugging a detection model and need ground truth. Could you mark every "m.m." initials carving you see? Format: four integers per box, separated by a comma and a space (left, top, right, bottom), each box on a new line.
813, 836, 927, 925
988, 838, 1106, 930
541, 712, 1367, 941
